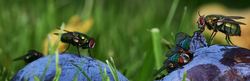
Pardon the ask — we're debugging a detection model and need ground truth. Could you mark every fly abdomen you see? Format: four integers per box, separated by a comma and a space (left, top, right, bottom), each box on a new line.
219, 23, 241, 36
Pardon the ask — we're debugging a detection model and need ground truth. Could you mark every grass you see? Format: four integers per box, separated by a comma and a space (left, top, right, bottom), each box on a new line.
72, 63, 91, 81
182, 71, 187, 81
0, 0, 200, 81
40, 56, 52, 81
34, 76, 40, 81
164, 0, 180, 31
151, 28, 163, 69
51, 24, 64, 81
0, 66, 13, 81
101, 67, 111, 81
52, 42, 62, 81
106, 57, 119, 81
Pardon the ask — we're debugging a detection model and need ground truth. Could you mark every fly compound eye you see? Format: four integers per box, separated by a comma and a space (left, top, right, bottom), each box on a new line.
180, 53, 190, 63
198, 16, 205, 26
199, 18, 203, 25
88, 38, 95, 48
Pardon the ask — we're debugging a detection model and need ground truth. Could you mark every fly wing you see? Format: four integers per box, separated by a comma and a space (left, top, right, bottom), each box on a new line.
154, 65, 167, 76
13, 55, 26, 61
218, 19, 246, 25
54, 33, 60, 35
63, 29, 71, 32
56, 27, 71, 32
226, 16, 245, 19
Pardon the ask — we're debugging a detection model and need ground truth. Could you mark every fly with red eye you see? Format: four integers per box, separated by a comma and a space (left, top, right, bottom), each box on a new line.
196, 12, 246, 46
54, 29, 96, 57
154, 32, 194, 80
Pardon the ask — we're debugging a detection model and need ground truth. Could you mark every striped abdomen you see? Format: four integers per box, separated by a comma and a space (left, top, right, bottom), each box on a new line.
219, 22, 241, 36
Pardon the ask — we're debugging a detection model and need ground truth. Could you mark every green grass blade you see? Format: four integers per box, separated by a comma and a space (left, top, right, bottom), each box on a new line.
164, 0, 180, 29
73, 71, 79, 81
52, 50, 62, 81
98, 63, 110, 81
34, 76, 40, 81
81, 0, 94, 20
73, 66, 80, 81
72, 63, 91, 81
52, 23, 65, 81
151, 28, 163, 69
182, 71, 187, 81
104, 67, 110, 81
98, 63, 105, 81
135, 52, 154, 81
109, 57, 118, 74
106, 57, 119, 81
47, 35, 52, 54
49, 23, 65, 54
41, 56, 52, 81
179, 6, 188, 32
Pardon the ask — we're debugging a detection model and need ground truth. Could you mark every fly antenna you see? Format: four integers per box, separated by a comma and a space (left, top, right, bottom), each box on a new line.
198, 10, 201, 17
56, 27, 71, 32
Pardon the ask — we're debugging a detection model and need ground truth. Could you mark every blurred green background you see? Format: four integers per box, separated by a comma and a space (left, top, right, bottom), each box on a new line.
0, 0, 250, 81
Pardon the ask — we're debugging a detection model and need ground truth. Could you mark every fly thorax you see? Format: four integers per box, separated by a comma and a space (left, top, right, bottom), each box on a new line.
61, 33, 73, 43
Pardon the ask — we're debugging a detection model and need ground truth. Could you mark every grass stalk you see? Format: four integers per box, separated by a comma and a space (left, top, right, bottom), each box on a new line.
34, 76, 40, 81
106, 57, 119, 81
182, 71, 187, 81
164, 0, 180, 29
52, 49, 61, 81
72, 63, 91, 81
81, 0, 94, 20
98, 63, 110, 81
52, 24, 65, 81
73, 71, 79, 81
179, 6, 188, 32
151, 28, 163, 69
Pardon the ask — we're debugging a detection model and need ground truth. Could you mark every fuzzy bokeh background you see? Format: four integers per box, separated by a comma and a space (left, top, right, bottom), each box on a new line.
0, 0, 250, 81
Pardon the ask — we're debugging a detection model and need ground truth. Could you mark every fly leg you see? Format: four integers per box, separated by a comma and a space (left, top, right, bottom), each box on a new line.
76, 46, 81, 57
224, 36, 230, 49
226, 35, 235, 46
88, 49, 92, 57
209, 31, 217, 46
211, 31, 217, 44
208, 31, 215, 46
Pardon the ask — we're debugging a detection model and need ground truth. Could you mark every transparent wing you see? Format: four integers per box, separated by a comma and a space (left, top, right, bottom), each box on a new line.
226, 16, 245, 19
56, 27, 71, 32
218, 19, 246, 25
